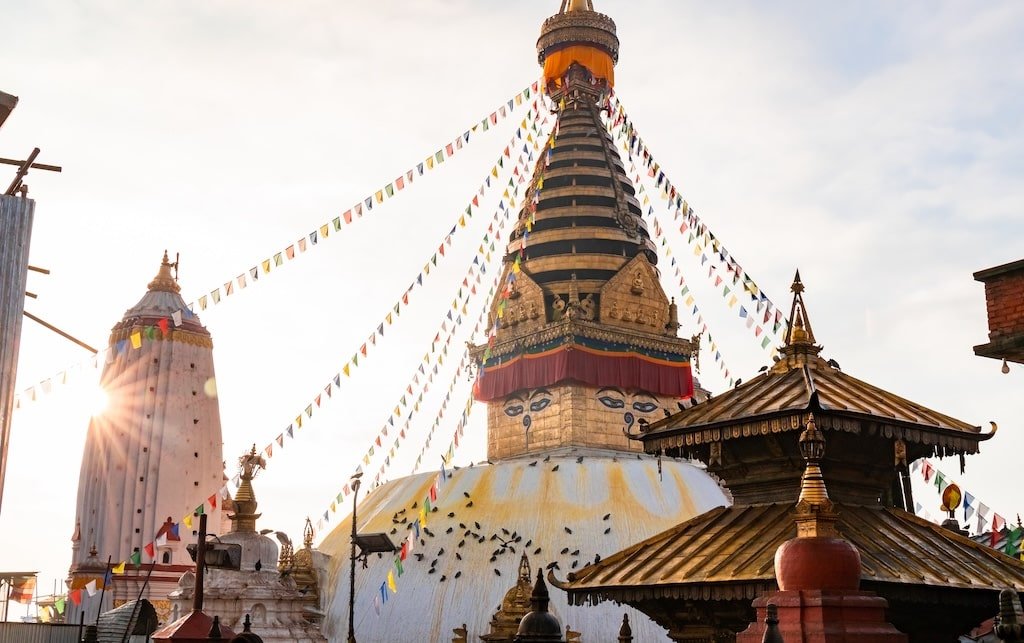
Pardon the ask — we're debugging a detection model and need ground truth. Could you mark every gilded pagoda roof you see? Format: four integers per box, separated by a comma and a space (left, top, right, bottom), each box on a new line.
556, 502, 1024, 605
638, 356, 986, 453
637, 272, 989, 455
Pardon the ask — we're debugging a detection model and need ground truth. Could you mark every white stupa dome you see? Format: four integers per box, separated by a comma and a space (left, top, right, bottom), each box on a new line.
318, 448, 728, 641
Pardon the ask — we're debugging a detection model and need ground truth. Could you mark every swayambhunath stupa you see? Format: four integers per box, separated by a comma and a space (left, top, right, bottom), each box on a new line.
0, 1, 1022, 642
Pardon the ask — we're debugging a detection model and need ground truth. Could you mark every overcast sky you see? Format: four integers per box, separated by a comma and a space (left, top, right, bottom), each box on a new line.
1, 0, 1022, 610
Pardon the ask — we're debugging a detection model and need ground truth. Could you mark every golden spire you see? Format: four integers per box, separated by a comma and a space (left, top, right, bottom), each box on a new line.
793, 413, 838, 538
774, 270, 823, 370
784, 270, 815, 346
229, 445, 266, 533
147, 250, 181, 294
303, 516, 315, 549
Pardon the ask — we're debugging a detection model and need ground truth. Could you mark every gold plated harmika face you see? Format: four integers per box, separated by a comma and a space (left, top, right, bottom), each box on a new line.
594, 387, 661, 432
487, 383, 680, 459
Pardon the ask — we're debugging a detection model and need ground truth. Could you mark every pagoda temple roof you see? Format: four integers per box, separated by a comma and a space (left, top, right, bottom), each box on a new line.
638, 356, 987, 453
555, 502, 1024, 606
636, 271, 991, 456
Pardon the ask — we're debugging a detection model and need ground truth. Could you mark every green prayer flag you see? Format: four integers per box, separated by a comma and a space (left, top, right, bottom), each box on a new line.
130, 551, 141, 567
1005, 528, 1022, 557
195, 504, 205, 515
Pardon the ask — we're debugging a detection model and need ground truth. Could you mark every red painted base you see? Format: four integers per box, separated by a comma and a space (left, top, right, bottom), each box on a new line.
736, 590, 907, 642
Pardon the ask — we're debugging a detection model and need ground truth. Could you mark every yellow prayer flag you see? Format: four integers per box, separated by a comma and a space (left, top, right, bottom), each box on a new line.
728, 295, 738, 308
459, 215, 466, 227
112, 561, 126, 575
183, 514, 193, 529
343, 363, 351, 377
130, 331, 142, 349
262, 259, 271, 274
491, 166, 499, 178
426, 156, 435, 170
419, 505, 427, 527
387, 569, 397, 593
375, 190, 383, 204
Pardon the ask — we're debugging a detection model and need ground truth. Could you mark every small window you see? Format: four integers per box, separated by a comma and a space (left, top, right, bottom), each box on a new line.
194, 452, 199, 458
139, 476, 144, 482
143, 447, 148, 453
194, 481, 199, 486
161, 551, 171, 564
193, 419, 199, 424
135, 528, 140, 534
190, 363, 195, 369
153, 358, 159, 364
149, 386, 155, 392
136, 509, 142, 514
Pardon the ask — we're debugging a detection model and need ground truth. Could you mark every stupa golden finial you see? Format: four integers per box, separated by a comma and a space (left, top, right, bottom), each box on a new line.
147, 250, 181, 294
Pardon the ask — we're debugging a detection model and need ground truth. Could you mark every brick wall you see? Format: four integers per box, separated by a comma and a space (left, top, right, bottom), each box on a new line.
978, 261, 1024, 340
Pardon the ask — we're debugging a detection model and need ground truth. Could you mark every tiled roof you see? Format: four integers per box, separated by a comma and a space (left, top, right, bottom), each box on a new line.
557, 502, 1024, 605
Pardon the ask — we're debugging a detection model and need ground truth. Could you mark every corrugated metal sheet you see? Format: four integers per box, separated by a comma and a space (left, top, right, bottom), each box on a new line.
0, 622, 80, 643
97, 599, 157, 642
560, 502, 1024, 604
318, 450, 729, 642
0, 194, 35, 514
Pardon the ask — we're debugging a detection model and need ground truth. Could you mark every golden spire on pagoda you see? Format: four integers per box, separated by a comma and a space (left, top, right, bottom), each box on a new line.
773, 270, 824, 372
793, 413, 838, 538
784, 270, 816, 347
147, 250, 181, 294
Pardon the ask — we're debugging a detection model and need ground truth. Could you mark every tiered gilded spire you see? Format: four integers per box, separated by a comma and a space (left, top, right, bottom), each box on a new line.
229, 446, 266, 533
793, 413, 838, 538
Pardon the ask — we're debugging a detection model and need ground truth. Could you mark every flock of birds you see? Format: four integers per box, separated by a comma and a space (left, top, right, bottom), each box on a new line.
379, 455, 624, 587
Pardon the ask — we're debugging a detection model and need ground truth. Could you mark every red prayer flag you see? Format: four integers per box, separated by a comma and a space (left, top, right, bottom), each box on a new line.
343, 209, 353, 224
144, 542, 155, 558
395, 176, 404, 191
69, 589, 82, 606
157, 318, 169, 337
992, 514, 1007, 547
208, 494, 217, 509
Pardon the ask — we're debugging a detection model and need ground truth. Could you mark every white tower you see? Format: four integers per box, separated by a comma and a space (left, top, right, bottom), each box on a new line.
68, 252, 225, 623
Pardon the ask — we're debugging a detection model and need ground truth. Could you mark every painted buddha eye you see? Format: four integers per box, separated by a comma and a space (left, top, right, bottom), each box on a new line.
632, 401, 658, 414
598, 396, 625, 409
504, 404, 524, 417
529, 398, 551, 413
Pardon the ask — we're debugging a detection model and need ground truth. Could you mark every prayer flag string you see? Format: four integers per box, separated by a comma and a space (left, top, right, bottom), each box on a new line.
12, 80, 544, 411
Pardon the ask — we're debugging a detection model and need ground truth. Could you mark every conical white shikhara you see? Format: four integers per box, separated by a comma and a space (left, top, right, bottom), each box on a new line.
68, 254, 225, 622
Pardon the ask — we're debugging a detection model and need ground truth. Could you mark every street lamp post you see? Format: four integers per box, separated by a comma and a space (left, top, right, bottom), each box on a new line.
347, 472, 362, 643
